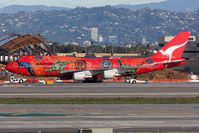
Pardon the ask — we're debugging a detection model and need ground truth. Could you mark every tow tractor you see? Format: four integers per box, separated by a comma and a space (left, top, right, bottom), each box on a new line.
125, 77, 148, 84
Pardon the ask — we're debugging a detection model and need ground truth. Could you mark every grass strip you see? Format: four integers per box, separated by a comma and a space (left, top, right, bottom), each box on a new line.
0, 97, 199, 104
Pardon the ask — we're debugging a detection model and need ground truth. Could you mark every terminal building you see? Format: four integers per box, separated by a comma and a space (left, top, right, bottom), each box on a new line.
158, 35, 199, 74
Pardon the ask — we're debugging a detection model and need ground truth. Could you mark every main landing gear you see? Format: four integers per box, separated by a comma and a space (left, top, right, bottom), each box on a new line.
83, 78, 103, 83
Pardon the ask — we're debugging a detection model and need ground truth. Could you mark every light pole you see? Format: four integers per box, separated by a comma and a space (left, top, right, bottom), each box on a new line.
111, 45, 114, 56
125, 43, 128, 54
73, 43, 76, 53
105, 43, 108, 53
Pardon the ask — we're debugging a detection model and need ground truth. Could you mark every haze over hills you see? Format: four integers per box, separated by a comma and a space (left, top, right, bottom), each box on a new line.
0, 5, 68, 14
116, 0, 199, 12
0, 6, 198, 45
0, 0, 199, 14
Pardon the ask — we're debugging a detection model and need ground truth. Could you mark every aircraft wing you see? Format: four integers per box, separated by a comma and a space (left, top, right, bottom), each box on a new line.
60, 59, 185, 76
60, 66, 151, 75
60, 70, 80, 75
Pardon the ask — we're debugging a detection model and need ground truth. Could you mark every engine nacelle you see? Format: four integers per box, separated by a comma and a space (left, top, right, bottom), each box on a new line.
103, 69, 120, 79
73, 71, 92, 81
73, 72, 86, 81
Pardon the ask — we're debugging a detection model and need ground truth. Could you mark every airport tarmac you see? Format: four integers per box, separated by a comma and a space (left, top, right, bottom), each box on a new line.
0, 82, 199, 98
0, 82, 199, 132
0, 104, 199, 132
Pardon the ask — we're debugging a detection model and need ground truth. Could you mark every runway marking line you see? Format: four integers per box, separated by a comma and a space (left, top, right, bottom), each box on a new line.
150, 80, 191, 83
0, 93, 199, 96
0, 113, 122, 117
12, 113, 26, 116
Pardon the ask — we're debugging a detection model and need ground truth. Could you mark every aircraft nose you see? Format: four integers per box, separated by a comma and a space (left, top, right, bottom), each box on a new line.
5, 62, 15, 73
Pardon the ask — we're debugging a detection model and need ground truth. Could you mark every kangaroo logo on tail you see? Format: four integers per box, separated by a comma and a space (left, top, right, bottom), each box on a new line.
159, 41, 188, 62
151, 32, 191, 61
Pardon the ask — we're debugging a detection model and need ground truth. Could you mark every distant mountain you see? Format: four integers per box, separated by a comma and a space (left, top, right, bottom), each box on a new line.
0, 7, 199, 45
0, 5, 69, 14
116, 0, 199, 12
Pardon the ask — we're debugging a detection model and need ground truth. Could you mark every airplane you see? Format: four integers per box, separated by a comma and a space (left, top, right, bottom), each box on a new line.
5, 32, 191, 82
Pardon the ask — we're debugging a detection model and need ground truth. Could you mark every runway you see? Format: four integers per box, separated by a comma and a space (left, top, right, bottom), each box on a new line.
0, 82, 199, 98
0, 104, 199, 132
0, 82, 199, 132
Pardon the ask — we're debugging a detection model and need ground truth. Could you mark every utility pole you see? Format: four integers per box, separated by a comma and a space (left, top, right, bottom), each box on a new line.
125, 43, 128, 54
111, 45, 114, 56
91, 41, 94, 54
85, 44, 87, 54
73, 43, 76, 52
105, 43, 108, 53
53, 43, 56, 55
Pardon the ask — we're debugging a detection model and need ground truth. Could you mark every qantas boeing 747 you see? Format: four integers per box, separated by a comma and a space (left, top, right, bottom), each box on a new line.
5, 32, 191, 82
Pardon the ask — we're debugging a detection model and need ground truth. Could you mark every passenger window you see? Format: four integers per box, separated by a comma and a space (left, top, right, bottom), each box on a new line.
35, 56, 43, 61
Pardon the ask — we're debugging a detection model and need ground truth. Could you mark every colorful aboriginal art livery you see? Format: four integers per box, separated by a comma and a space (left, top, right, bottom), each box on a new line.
6, 32, 191, 81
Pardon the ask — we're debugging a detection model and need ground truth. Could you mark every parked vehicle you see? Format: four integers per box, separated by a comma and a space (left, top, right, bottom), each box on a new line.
125, 78, 148, 84
10, 76, 27, 83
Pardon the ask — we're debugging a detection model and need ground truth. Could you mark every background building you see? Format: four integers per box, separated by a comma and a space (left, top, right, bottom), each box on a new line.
83, 40, 91, 46
141, 37, 147, 46
90, 27, 98, 42
109, 36, 118, 45
99, 35, 103, 43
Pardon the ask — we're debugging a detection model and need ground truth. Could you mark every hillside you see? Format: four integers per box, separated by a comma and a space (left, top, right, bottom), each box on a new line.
0, 6, 199, 45
0, 5, 68, 14
116, 0, 199, 12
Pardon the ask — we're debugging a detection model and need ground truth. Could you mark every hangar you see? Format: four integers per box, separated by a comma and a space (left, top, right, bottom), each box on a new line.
0, 34, 53, 64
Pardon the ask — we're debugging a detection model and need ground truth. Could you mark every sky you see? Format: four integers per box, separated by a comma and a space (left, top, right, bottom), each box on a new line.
0, 0, 166, 8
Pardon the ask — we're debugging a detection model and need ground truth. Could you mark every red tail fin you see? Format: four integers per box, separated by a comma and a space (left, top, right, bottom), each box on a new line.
151, 32, 191, 61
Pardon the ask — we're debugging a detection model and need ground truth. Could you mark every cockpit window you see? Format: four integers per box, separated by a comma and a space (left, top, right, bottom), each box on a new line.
35, 56, 43, 61
18, 58, 23, 60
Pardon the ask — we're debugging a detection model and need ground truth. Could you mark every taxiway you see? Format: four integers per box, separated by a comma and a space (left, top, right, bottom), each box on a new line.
0, 82, 199, 98
0, 104, 199, 132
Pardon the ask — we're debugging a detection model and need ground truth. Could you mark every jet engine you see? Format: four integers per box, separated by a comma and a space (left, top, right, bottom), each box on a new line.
73, 71, 92, 81
73, 72, 86, 80
103, 69, 120, 79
